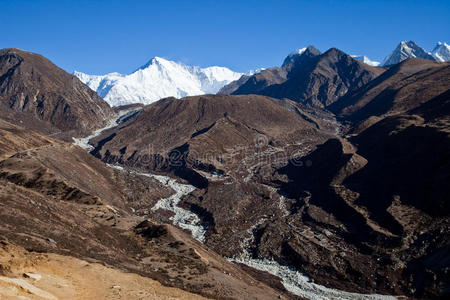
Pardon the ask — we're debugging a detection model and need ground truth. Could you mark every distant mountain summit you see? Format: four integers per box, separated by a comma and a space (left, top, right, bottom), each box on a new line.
432, 42, 450, 62
281, 45, 322, 68
382, 41, 436, 66
75, 57, 245, 106
351, 55, 380, 66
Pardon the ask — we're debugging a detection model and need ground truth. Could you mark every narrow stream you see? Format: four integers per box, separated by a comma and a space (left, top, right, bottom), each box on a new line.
228, 257, 397, 300
72, 109, 139, 151
108, 164, 206, 242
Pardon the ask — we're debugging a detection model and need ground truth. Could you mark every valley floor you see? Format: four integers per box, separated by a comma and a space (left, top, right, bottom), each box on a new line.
73, 111, 402, 300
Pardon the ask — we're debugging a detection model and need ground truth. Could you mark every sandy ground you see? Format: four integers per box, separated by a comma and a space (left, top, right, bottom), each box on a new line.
0, 241, 207, 300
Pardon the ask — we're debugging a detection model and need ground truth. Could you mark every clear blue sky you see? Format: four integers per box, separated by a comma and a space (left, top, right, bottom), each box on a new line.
1, 0, 449, 74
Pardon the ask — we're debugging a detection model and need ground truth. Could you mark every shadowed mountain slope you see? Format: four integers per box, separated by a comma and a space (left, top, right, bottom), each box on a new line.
89, 94, 333, 188
225, 47, 384, 108
330, 58, 449, 132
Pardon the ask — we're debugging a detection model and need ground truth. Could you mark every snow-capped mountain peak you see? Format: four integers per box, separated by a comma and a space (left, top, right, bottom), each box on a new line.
75, 58, 245, 106
288, 48, 307, 57
281, 46, 321, 67
351, 55, 380, 66
382, 40, 436, 66
432, 41, 450, 62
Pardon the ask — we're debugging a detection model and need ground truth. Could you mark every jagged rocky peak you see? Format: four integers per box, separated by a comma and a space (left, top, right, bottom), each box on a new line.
281, 45, 321, 68
382, 40, 436, 66
432, 41, 450, 62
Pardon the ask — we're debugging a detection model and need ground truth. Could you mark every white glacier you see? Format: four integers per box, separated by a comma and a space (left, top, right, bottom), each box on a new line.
75, 57, 245, 106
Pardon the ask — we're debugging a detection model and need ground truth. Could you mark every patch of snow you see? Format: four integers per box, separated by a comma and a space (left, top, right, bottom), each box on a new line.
281, 47, 310, 67
288, 48, 307, 58
246, 68, 266, 76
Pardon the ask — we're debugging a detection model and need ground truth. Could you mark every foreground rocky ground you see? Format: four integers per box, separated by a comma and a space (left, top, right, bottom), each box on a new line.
0, 241, 206, 300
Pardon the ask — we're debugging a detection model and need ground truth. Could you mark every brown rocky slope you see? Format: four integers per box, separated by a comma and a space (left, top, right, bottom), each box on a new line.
330, 58, 450, 132
90, 65, 449, 298
0, 118, 289, 299
224, 47, 385, 108
0, 48, 113, 138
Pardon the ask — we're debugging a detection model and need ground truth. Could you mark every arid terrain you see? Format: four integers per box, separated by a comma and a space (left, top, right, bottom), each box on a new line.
0, 241, 207, 300
0, 46, 448, 300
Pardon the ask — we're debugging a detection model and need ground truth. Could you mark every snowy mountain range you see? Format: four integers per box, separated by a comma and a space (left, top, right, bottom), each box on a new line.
349, 41, 449, 67
381, 41, 436, 66
76, 41, 449, 106
75, 57, 245, 106
284, 41, 449, 69
380, 41, 450, 66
